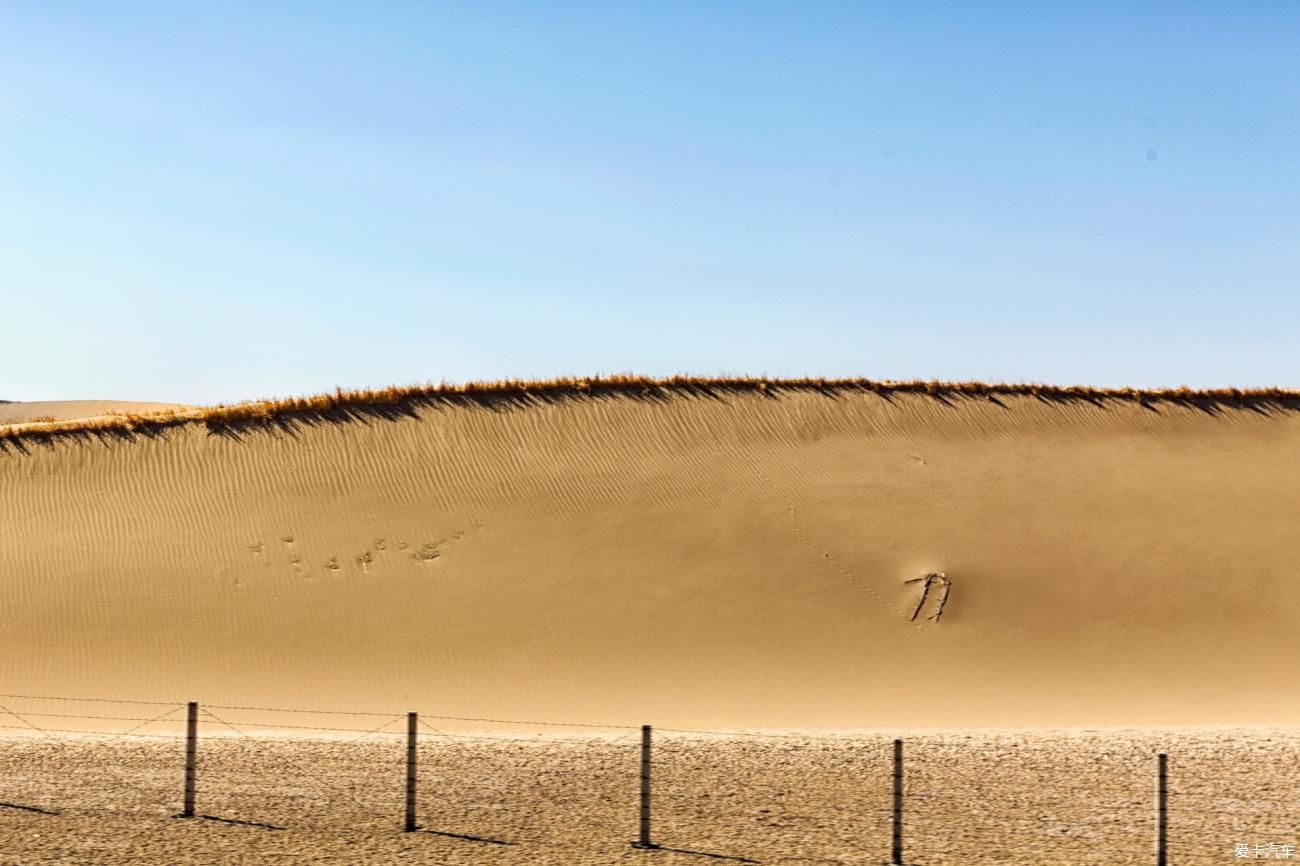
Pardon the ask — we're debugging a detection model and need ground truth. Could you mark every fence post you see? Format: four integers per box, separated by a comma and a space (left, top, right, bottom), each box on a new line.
632, 724, 657, 849
1155, 753, 1167, 866
182, 700, 197, 818
405, 711, 418, 832
890, 738, 904, 865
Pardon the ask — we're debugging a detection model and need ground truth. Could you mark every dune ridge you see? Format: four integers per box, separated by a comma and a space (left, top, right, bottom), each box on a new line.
5, 375, 1300, 451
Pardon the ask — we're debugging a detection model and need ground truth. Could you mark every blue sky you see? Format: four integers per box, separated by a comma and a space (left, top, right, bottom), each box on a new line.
2, 3, 1298, 403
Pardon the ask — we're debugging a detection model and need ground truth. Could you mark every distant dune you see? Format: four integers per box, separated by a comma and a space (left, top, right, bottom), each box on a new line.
1, 378, 1297, 729
0, 399, 186, 427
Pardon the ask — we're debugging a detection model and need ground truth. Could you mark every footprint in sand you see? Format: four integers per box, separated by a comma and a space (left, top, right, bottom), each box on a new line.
410, 543, 440, 563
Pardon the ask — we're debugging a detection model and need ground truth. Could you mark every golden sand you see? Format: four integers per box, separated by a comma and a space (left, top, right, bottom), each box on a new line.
2, 383, 1297, 729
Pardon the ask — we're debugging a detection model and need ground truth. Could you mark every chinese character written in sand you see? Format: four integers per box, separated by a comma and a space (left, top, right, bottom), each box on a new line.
904, 572, 951, 622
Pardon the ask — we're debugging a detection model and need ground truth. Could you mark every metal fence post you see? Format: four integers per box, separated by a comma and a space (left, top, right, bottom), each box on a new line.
182, 701, 197, 818
891, 738, 904, 865
405, 711, 418, 832
632, 724, 656, 849
1156, 753, 1168, 866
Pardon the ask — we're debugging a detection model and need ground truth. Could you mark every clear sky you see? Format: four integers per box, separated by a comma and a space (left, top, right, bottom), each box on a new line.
2, 3, 1298, 404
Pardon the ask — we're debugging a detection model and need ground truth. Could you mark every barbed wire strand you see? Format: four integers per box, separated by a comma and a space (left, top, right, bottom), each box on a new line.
417, 713, 637, 730
0, 692, 179, 707
204, 703, 397, 718
657, 727, 894, 742
0, 723, 180, 740
3, 711, 191, 725
199, 705, 406, 752
210, 703, 642, 732
187, 717, 407, 736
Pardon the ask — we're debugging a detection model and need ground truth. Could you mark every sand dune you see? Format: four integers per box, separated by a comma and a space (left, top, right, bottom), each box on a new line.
1, 380, 1298, 730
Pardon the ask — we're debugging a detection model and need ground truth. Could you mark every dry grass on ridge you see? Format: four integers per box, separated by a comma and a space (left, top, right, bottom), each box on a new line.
3, 374, 1299, 451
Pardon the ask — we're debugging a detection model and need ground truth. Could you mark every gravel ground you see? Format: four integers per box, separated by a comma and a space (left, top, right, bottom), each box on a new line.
0, 728, 1294, 865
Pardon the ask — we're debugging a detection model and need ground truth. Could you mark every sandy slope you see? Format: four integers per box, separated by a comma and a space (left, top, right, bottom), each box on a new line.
0, 400, 186, 427
1, 387, 1298, 729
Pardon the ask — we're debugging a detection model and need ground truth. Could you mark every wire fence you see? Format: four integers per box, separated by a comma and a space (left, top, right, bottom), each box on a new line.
0, 692, 1295, 865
